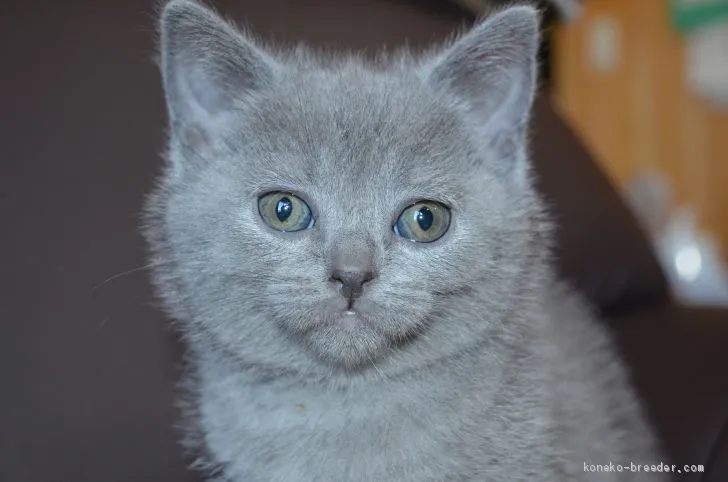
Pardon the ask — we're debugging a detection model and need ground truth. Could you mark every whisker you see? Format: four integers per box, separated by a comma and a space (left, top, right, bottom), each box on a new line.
91, 262, 164, 292
366, 351, 386, 380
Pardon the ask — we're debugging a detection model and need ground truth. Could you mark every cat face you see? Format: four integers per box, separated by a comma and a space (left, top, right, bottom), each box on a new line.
146, 1, 543, 375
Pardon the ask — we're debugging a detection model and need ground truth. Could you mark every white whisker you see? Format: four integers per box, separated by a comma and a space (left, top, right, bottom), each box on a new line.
91, 261, 164, 292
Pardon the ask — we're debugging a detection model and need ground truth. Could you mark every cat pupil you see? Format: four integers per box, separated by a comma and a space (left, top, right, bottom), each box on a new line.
416, 207, 434, 231
276, 197, 293, 221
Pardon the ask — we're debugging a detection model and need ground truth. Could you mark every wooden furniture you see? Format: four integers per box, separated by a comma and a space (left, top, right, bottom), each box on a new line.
552, 0, 728, 260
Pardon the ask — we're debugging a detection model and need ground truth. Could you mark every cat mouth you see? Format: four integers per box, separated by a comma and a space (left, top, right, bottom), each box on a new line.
305, 307, 387, 370
335, 308, 369, 330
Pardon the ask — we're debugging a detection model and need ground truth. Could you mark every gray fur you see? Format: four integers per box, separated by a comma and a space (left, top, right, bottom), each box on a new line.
144, 1, 667, 480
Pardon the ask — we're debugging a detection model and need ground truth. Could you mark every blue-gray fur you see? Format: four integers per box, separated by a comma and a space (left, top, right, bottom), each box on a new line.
143, 1, 667, 480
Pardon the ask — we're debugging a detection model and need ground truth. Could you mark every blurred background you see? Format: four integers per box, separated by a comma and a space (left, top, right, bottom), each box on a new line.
541, 0, 728, 306
463, 0, 728, 306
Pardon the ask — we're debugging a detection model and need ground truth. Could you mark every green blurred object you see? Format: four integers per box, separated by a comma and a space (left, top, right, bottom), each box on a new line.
670, 0, 728, 34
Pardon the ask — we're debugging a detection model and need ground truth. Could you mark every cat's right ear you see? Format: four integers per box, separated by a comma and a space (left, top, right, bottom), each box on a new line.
159, 0, 278, 147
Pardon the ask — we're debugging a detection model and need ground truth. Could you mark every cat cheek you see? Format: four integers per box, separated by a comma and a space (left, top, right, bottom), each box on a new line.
178, 124, 210, 152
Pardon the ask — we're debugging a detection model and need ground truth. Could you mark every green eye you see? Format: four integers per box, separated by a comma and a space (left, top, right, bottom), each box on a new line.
394, 200, 451, 243
258, 192, 314, 232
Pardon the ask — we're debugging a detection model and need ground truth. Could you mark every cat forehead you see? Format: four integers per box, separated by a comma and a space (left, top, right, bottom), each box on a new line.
238, 66, 476, 186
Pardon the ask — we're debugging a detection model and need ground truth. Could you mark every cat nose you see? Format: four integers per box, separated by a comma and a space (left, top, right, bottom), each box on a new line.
330, 269, 374, 301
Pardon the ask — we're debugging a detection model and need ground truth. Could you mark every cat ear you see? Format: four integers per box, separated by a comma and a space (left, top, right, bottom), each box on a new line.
159, 1, 278, 141
424, 6, 540, 140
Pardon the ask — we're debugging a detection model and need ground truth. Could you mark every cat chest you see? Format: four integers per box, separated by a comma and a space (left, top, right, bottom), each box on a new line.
198, 380, 463, 481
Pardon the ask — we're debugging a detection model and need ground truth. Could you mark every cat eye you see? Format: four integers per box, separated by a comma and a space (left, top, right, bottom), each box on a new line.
394, 201, 451, 243
258, 192, 314, 232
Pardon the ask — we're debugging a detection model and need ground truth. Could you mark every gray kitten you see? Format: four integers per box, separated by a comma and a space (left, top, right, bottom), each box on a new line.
144, 1, 667, 480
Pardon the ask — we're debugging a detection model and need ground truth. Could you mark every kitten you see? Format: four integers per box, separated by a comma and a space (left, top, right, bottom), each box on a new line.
144, 1, 667, 480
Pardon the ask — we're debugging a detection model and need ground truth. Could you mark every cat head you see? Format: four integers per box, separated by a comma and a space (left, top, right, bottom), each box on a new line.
145, 0, 547, 378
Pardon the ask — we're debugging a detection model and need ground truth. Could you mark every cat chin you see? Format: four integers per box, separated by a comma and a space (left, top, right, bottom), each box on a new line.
304, 320, 390, 371
302, 306, 435, 372
269, 295, 430, 370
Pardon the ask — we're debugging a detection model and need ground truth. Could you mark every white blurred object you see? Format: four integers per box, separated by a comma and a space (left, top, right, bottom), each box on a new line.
588, 14, 621, 73
687, 22, 728, 108
656, 208, 728, 306
625, 171, 728, 307
550, 0, 581, 20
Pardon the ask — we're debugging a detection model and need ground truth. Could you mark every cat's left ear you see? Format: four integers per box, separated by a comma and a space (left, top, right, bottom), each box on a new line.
423, 6, 540, 178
